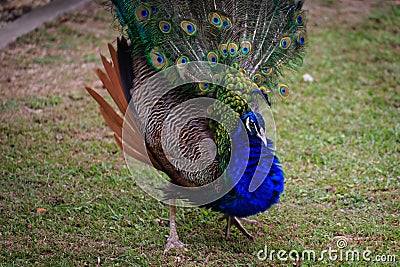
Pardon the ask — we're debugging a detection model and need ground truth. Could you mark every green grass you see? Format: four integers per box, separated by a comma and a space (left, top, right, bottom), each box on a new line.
24, 96, 61, 110
0, 1, 399, 266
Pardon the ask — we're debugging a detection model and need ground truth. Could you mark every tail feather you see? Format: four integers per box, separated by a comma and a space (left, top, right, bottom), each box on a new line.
99, 55, 128, 115
85, 40, 162, 171
85, 87, 145, 160
116, 37, 134, 103
109, 0, 307, 104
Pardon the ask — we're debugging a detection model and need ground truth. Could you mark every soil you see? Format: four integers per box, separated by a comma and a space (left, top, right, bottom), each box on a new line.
304, 0, 387, 29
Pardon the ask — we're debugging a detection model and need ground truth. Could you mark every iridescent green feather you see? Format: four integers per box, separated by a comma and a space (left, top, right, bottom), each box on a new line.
111, 0, 306, 102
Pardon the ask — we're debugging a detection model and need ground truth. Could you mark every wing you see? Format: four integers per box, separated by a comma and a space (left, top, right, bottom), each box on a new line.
86, 38, 222, 187
85, 39, 162, 171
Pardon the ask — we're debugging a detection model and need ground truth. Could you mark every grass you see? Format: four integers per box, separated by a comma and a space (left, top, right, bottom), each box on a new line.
0, 0, 399, 266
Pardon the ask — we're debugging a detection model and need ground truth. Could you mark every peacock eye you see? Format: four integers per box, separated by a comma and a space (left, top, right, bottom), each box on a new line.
218, 44, 228, 57
181, 21, 197, 36
207, 51, 219, 66
150, 48, 168, 70
199, 81, 210, 92
208, 12, 222, 28
176, 55, 190, 68
212, 74, 221, 84
280, 37, 291, 49
296, 12, 305, 25
227, 43, 238, 56
222, 17, 232, 29
261, 65, 273, 76
159, 21, 171, 34
240, 41, 252, 56
297, 32, 307, 46
297, 15, 302, 24
252, 74, 262, 84
136, 6, 150, 21
278, 84, 290, 98
156, 56, 164, 63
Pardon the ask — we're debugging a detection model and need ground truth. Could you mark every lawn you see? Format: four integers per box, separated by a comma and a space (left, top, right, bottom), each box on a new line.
0, 0, 399, 266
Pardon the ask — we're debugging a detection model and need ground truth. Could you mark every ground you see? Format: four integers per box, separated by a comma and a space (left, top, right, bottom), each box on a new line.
0, 0, 399, 266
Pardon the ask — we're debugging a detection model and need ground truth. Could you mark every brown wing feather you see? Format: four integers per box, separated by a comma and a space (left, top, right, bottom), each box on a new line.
87, 40, 220, 186
85, 47, 162, 171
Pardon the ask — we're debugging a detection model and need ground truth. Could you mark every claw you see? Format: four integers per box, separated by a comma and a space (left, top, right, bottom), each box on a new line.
219, 215, 256, 240
164, 233, 188, 255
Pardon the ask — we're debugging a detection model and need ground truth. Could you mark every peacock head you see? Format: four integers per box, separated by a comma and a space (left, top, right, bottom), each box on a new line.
241, 111, 267, 146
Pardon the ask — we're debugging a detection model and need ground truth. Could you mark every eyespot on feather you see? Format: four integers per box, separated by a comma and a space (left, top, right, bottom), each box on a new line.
228, 43, 238, 56
221, 16, 232, 29
176, 55, 189, 68
296, 12, 305, 25
199, 81, 210, 92
149, 48, 167, 70
296, 32, 307, 46
252, 74, 262, 84
278, 84, 289, 98
151, 6, 157, 14
240, 41, 252, 56
159, 21, 171, 33
180, 21, 197, 36
208, 12, 222, 28
219, 44, 228, 57
207, 51, 219, 66
135, 6, 150, 21
261, 65, 273, 76
280, 37, 291, 49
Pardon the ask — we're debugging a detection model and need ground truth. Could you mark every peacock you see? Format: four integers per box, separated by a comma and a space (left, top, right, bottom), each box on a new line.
85, 0, 307, 253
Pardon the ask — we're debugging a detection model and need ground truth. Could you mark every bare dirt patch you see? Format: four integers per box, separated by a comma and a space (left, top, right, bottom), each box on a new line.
0, 1, 115, 145
304, 0, 390, 29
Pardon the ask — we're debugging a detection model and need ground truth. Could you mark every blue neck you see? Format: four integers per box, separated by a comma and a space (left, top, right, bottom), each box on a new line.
227, 117, 274, 189
207, 112, 284, 217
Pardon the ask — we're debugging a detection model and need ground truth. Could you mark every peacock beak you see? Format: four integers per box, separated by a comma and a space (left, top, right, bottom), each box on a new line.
257, 128, 268, 147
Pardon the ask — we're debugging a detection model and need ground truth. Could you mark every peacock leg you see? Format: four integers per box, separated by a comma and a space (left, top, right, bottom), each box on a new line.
164, 199, 187, 254
219, 215, 255, 240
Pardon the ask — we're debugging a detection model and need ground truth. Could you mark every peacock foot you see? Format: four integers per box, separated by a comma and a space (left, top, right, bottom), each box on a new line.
237, 217, 258, 225
163, 232, 188, 255
218, 215, 257, 240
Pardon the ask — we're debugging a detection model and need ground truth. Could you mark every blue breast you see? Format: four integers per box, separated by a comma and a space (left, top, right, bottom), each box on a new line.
207, 116, 284, 217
